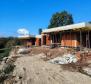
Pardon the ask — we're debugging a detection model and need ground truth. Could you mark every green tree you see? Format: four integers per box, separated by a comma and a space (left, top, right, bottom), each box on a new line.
39, 28, 42, 34
48, 11, 74, 28
89, 21, 91, 23
0, 38, 8, 48
5, 37, 21, 48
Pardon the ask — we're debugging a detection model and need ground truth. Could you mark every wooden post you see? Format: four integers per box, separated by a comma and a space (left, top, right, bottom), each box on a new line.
88, 30, 90, 48
86, 32, 88, 48
50, 33, 52, 44
80, 29, 82, 51
55, 33, 57, 44
70, 30, 72, 47
53, 33, 55, 43
60, 32, 62, 45
41, 34, 43, 45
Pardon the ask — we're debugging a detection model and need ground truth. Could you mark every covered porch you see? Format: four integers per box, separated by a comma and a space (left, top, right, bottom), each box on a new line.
42, 22, 91, 49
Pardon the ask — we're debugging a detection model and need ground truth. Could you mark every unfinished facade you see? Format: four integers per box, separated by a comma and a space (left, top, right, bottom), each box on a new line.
18, 36, 36, 47
35, 35, 41, 46
42, 22, 91, 48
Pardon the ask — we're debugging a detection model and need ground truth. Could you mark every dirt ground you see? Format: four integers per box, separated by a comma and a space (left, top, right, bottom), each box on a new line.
12, 53, 91, 84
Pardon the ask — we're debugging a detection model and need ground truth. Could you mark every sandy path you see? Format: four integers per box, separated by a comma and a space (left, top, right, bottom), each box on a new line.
13, 54, 91, 84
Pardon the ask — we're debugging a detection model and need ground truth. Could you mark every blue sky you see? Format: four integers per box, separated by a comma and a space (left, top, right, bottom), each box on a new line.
0, 0, 91, 36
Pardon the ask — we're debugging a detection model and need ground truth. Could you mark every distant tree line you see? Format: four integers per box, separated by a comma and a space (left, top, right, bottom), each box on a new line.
0, 37, 22, 60
0, 37, 21, 49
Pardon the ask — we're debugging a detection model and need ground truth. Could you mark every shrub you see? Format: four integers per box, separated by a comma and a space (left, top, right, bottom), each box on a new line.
0, 63, 15, 83
0, 48, 11, 61
3, 64, 15, 74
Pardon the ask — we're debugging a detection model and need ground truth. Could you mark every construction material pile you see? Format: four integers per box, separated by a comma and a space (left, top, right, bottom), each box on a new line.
17, 48, 31, 54
49, 54, 78, 64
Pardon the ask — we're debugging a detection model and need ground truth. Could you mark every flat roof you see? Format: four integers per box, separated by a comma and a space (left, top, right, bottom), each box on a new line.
35, 35, 41, 38
18, 35, 35, 39
42, 22, 91, 33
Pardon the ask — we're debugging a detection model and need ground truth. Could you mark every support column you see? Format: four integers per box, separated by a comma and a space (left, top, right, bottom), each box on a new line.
60, 32, 62, 45
70, 30, 72, 47
55, 33, 57, 43
86, 32, 88, 48
53, 33, 55, 44
41, 34, 44, 45
88, 30, 90, 48
80, 29, 82, 51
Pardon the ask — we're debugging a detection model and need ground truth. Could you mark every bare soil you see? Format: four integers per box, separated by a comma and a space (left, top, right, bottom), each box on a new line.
12, 53, 91, 84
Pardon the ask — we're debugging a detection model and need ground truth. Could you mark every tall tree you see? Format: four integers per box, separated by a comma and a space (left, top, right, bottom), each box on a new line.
48, 11, 74, 28
39, 28, 42, 34
89, 21, 91, 23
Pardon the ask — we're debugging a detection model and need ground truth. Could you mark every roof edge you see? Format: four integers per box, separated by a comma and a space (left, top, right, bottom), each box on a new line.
42, 22, 90, 33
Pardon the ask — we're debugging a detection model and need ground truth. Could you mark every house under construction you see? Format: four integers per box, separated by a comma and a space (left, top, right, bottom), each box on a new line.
18, 35, 41, 47
41, 22, 91, 49
18, 36, 36, 47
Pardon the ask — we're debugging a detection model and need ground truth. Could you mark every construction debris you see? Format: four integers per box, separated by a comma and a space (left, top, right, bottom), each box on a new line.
82, 67, 91, 76
17, 48, 31, 54
1, 47, 91, 84
49, 54, 78, 64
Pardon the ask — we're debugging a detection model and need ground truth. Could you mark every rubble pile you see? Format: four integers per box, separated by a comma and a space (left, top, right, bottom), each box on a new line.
17, 48, 31, 54
49, 54, 78, 64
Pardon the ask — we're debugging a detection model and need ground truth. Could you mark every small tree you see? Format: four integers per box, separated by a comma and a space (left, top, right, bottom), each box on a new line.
39, 28, 42, 34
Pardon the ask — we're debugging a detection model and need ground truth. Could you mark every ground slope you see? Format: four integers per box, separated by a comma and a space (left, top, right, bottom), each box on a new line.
13, 54, 91, 84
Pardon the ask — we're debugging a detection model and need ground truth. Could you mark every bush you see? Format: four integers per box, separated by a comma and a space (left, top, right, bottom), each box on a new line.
0, 63, 15, 83
3, 64, 15, 74
0, 73, 8, 83
0, 48, 11, 61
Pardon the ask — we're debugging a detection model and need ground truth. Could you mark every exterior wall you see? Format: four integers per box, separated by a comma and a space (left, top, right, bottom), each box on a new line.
61, 33, 78, 47
46, 35, 51, 45
19, 38, 36, 47
42, 34, 51, 46
42, 33, 80, 47
35, 38, 41, 46
26, 42, 32, 47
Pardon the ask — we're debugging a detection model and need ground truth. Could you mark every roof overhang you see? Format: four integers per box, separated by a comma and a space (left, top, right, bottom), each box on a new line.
35, 35, 41, 38
42, 22, 91, 33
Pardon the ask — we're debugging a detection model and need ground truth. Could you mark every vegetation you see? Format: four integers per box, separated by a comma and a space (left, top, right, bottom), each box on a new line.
0, 37, 9, 49
0, 37, 21, 60
0, 49, 11, 61
89, 21, 91, 24
39, 28, 42, 34
0, 37, 17, 83
48, 11, 74, 28
0, 61, 15, 83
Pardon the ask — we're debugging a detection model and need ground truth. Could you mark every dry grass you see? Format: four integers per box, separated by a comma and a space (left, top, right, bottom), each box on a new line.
29, 47, 66, 60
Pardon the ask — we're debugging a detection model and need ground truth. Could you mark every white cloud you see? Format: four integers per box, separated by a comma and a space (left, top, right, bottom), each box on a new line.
17, 28, 30, 37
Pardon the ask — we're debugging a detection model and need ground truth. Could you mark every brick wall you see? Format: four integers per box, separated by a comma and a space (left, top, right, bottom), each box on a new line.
46, 35, 51, 46
26, 42, 32, 47
61, 33, 79, 47
35, 38, 41, 46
